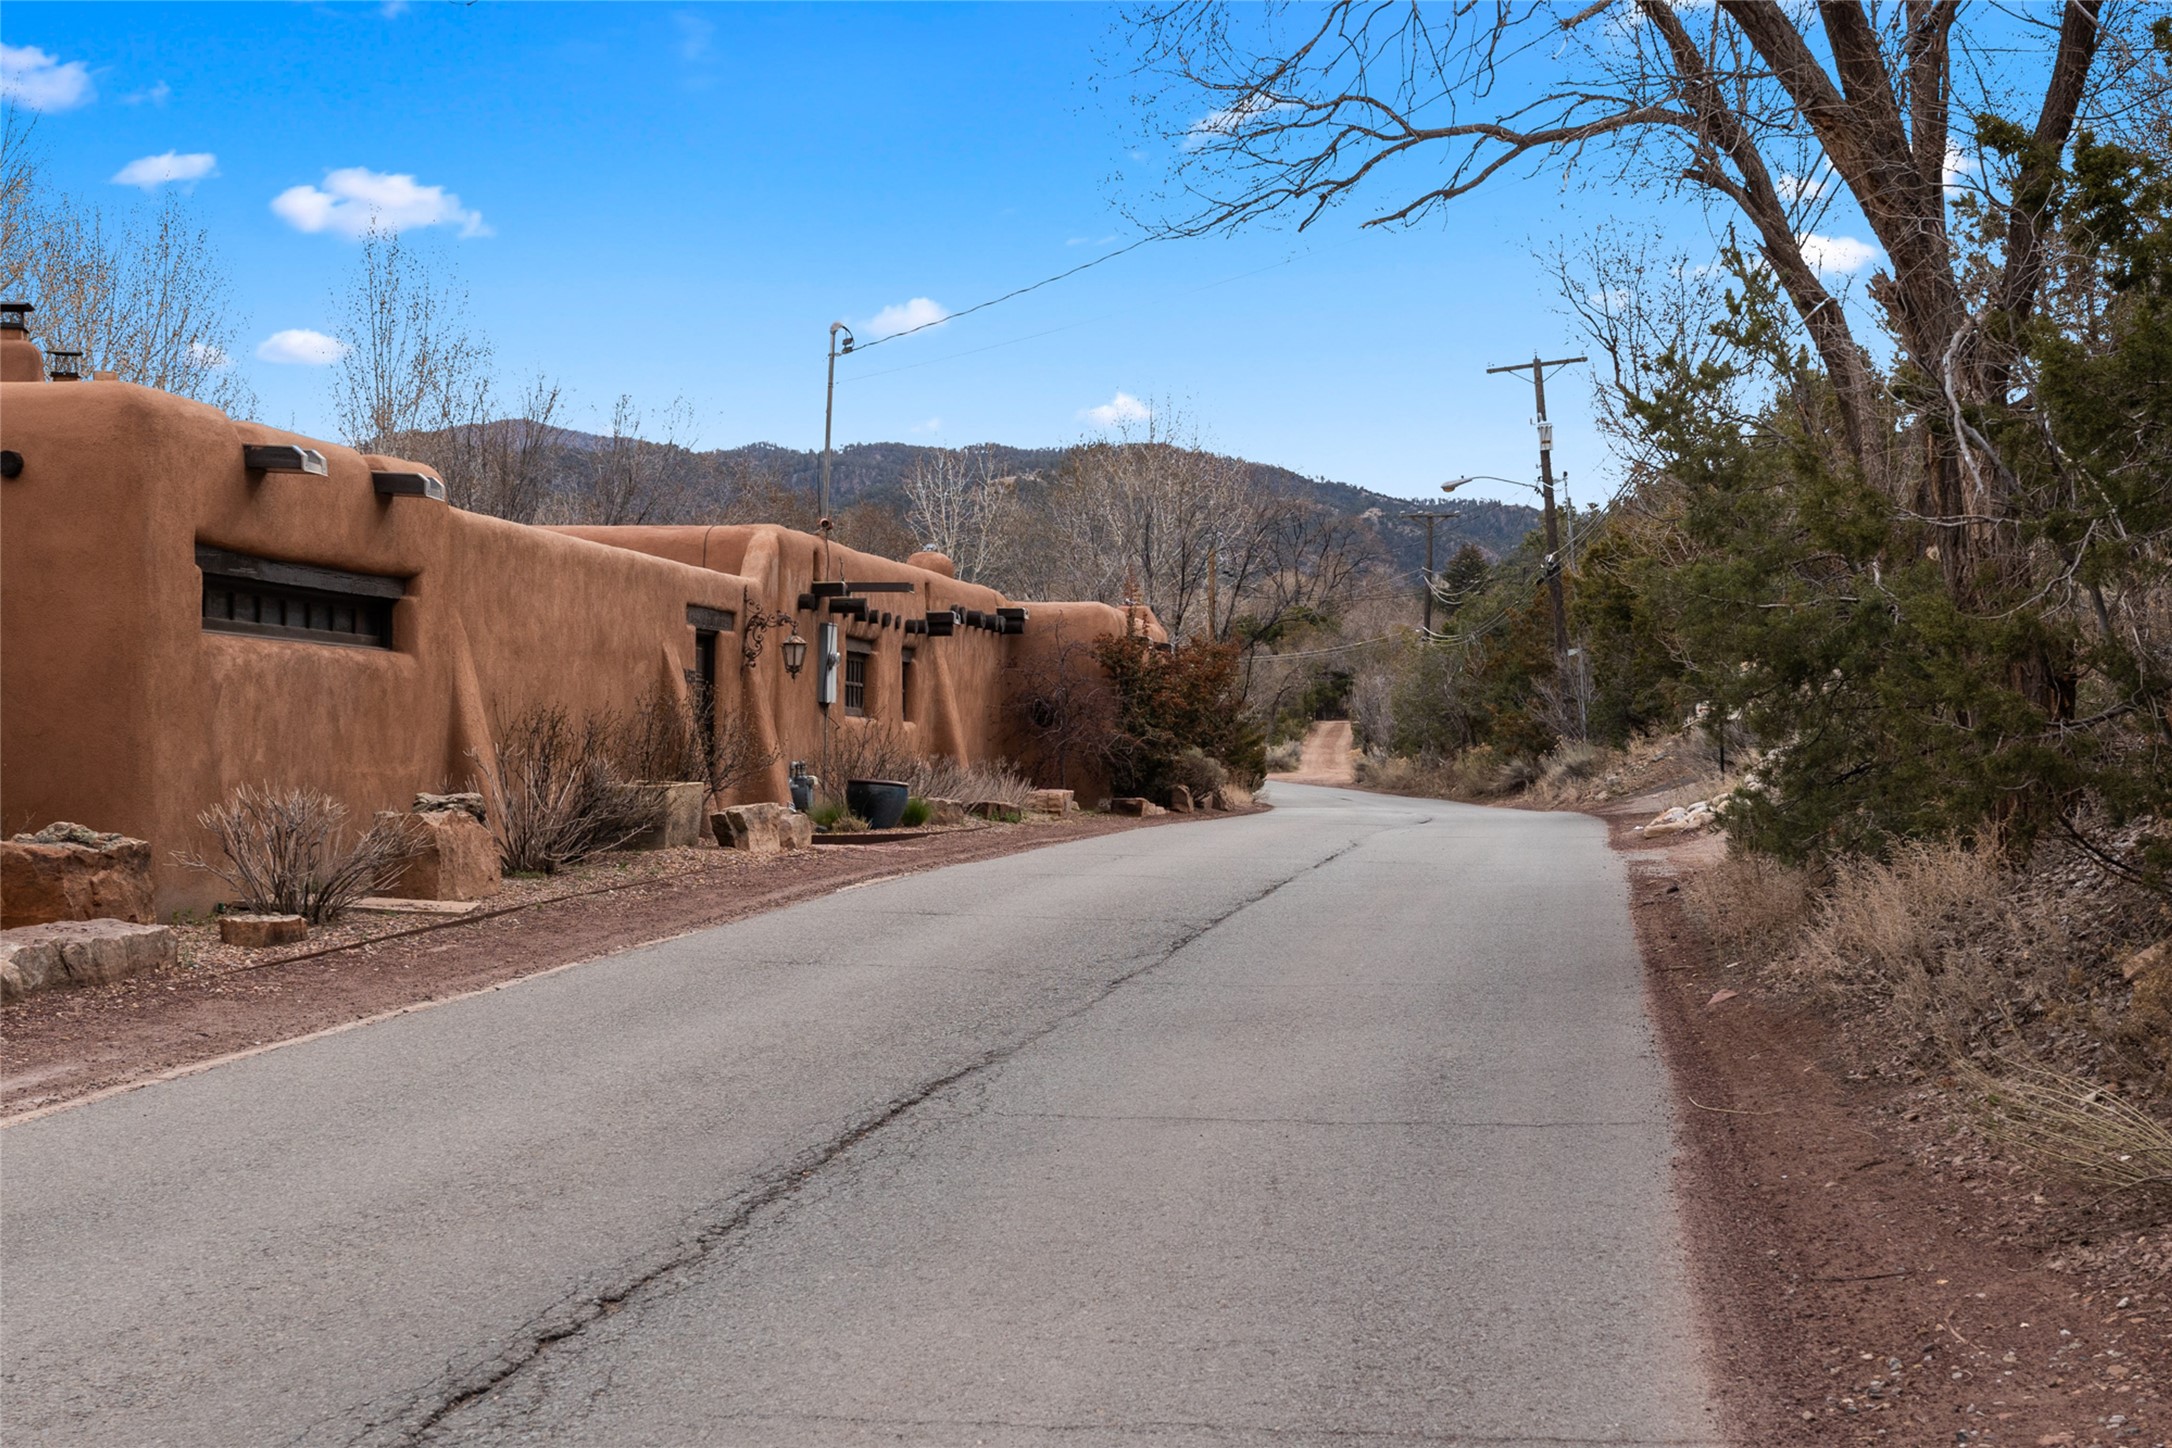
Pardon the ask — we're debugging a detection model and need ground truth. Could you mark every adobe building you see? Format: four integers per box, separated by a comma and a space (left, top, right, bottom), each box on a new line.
0, 306, 1149, 914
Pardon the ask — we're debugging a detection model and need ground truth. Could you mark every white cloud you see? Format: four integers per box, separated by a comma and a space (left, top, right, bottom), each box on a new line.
1586, 287, 1634, 310
909, 416, 942, 434
189, 340, 232, 369
112, 151, 217, 190
867, 296, 948, 340
121, 80, 171, 107
271, 167, 490, 239
1796, 233, 1879, 277
1065, 234, 1118, 248
674, 12, 714, 59
1942, 144, 1975, 189
1, 44, 95, 111
1775, 172, 1827, 203
1083, 391, 1152, 427
255, 329, 347, 366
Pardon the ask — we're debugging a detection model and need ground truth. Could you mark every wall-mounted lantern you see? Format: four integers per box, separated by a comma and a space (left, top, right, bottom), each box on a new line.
780, 630, 809, 678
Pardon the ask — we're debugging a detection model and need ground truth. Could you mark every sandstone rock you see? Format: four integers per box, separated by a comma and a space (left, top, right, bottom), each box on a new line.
2122, 939, 2170, 983
1642, 801, 1716, 837
382, 808, 500, 902
1210, 783, 1255, 812
923, 798, 968, 827
1, 825, 156, 928
413, 791, 487, 823
1167, 786, 1194, 813
623, 782, 711, 850
1025, 788, 1075, 816
1, 919, 177, 1002
712, 803, 812, 854
1110, 798, 1168, 817
968, 800, 1022, 821
220, 913, 308, 947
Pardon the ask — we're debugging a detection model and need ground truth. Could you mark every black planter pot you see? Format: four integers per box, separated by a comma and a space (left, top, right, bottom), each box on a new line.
845, 778, 910, 830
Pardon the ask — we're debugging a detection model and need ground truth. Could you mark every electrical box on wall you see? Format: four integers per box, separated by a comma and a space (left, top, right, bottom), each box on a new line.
816, 621, 839, 706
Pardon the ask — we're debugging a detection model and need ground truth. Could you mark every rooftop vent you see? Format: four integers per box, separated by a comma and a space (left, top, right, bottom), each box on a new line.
47, 349, 83, 382
0, 301, 30, 333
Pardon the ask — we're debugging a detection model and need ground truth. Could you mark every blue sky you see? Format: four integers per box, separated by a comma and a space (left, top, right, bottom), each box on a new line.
2, 1, 1893, 508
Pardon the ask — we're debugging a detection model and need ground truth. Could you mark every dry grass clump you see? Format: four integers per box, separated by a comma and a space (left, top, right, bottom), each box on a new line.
821, 723, 1033, 810
480, 704, 664, 874
1681, 848, 1814, 961
1264, 738, 1304, 773
1957, 1060, 2172, 1212
179, 785, 425, 923
1784, 836, 2032, 1054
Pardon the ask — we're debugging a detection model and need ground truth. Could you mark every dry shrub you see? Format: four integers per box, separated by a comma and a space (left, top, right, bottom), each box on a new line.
480, 704, 663, 874
1215, 781, 1255, 810
613, 684, 779, 795
820, 723, 1032, 810
1958, 1061, 2172, 1214
1264, 738, 1304, 773
179, 785, 425, 923
1681, 848, 1813, 961
1172, 746, 1228, 802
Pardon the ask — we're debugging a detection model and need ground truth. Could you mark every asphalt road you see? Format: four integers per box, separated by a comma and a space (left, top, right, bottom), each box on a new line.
1, 784, 1720, 1447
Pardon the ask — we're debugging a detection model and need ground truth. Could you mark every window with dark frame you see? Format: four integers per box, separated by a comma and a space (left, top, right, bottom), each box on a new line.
196, 545, 401, 649
843, 645, 870, 717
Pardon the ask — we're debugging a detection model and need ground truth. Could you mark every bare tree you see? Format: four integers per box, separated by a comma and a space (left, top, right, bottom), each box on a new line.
1, 118, 253, 414
1121, 1, 2120, 599
902, 446, 1018, 580
331, 224, 492, 454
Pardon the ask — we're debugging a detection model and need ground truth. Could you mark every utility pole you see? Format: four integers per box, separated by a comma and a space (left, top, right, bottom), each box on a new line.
1399, 511, 1455, 633
820, 322, 855, 579
1485, 352, 1585, 667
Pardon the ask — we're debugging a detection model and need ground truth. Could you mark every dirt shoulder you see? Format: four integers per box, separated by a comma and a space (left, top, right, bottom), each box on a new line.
2, 810, 1243, 1123
1609, 799, 2169, 1448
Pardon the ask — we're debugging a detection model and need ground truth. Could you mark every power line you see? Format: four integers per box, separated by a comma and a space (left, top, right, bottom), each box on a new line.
849, 236, 1159, 353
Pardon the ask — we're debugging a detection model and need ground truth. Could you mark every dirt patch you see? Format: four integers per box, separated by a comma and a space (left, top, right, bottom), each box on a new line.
3, 810, 1250, 1122
1268, 719, 1356, 787
1608, 799, 2170, 1447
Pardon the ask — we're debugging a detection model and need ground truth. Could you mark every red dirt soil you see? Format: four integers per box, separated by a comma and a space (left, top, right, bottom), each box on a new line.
1609, 798, 2169, 1448
1269, 719, 1356, 786
1, 811, 1236, 1122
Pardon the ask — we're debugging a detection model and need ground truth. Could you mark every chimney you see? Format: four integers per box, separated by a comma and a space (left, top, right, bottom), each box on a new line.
46, 349, 84, 383
0, 301, 43, 384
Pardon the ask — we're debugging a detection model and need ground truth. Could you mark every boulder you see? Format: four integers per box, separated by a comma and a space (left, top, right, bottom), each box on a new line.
1025, 788, 1076, 816
1, 824, 156, 928
968, 800, 1022, 821
1110, 798, 1168, 818
382, 808, 501, 902
1210, 783, 1255, 812
1, 919, 177, 1002
623, 782, 711, 850
1167, 786, 1194, 814
2122, 939, 2171, 984
413, 792, 487, 823
712, 803, 813, 855
1641, 801, 1716, 837
923, 798, 968, 827
219, 914, 308, 948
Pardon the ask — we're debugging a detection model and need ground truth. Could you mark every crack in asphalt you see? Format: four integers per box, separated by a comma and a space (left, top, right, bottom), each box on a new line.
347, 831, 1373, 1448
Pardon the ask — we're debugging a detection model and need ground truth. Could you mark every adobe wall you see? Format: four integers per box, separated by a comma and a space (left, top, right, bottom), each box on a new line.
0, 373, 1148, 915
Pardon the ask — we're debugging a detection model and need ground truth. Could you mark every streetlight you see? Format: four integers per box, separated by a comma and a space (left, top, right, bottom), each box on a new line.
820, 321, 855, 576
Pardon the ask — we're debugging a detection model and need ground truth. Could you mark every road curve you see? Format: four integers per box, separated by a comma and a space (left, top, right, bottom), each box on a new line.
0, 784, 1718, 1447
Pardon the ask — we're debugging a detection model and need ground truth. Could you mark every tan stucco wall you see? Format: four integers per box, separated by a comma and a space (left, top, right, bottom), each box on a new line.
1, 378, 1149, 915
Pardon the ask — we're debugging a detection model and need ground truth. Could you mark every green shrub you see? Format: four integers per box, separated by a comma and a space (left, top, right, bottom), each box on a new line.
900, 796, 933, 828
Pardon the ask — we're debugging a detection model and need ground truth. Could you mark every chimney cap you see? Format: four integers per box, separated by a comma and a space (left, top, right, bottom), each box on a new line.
47, 348, 83, 381
0, 300, 31, 329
